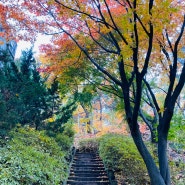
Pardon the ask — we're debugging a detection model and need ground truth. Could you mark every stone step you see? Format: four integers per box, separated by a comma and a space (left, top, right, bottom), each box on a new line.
67, 151, 110, 185
73, 158, 102, 161
71, 167, 105, 171
75, 152, 97, 155
67, 180, 110, 185
73, 159, 102, 164
72, 164, 104, 167
73, 162, 102, 166
68, 176, 109, 181
74, 156, 100, 160
70, 172, 107, 177
74, 154, 98, 156
70, 169, 106, 173
74, 154, 99, 159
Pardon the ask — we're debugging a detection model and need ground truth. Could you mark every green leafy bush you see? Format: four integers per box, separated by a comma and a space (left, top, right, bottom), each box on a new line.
99, 133, 149, 185
48, 123, 75, 153
169, 113, 185, 151
55, 133, 73, 151
167, 113, 185, 185
0, 127, 69, 185
62, 123, 75, 138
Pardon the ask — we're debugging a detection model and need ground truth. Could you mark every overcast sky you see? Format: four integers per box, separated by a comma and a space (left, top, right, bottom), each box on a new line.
15, 34, 52, 59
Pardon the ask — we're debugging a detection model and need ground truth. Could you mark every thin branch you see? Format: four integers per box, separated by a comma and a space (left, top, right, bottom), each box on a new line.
43, 3, 122, 86
136, 14, 150, 36
54, 0, 105, 25
141, 0, 154, 77
143, 78, 161, 118
85, 21, 119, 54
83, 76, 124, 98
103, 0, 129, 46
171, 62, 185, 106
128, 71, 135, 87
164, 15, 185, 108
165, 30, 173, 53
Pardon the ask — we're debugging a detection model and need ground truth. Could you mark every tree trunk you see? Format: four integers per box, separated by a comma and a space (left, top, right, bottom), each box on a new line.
128, 121, 166, 185
81, 104, 92, 133
98, 94, 103, 121
158, 135, 170, 185
158, 120, 171, 185
119, 62, 165, 185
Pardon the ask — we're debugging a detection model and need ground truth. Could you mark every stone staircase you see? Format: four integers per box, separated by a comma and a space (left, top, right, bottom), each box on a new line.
67, 151, 110, 185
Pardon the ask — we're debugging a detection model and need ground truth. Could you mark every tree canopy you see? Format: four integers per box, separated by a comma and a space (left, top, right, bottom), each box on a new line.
0, 0, 185, 184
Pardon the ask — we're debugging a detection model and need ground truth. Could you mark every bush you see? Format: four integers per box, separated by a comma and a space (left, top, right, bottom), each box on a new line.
0, 126, 69, 185
169, 113, 185, 151
99, 133, 149, 185
55, 133, 73, 151
49, 123, 75, 153
62, 123, 75, 138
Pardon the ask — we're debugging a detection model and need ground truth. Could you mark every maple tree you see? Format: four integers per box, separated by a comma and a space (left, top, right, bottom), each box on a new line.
1, 0, 185, 184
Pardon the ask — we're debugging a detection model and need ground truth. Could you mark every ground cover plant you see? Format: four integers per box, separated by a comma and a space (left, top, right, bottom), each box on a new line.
99, 134, 149, 185
0, 126, 74, 185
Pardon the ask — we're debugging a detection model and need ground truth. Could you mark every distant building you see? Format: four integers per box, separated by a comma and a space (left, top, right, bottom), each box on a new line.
0, 25, 17, 59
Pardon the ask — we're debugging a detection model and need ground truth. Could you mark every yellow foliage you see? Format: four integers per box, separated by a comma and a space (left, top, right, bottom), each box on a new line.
80, 118, 90, 123
46, 116, 56, 123
158, 107, 166, 113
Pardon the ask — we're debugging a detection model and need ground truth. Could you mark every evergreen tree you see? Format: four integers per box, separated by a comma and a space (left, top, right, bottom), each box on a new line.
0, 49, 77, 135
18, 49, 48, 129
0, 50, 23, 133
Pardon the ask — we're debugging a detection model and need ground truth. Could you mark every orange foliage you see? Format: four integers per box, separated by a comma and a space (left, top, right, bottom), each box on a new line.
0, 0, 184, 81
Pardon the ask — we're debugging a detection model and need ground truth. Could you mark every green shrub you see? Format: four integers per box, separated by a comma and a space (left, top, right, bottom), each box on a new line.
45, 123, 75, 153
169, 113, 185, 151
62, 123, 75, 138
53, 123, 75, 153
55, 133, 73, 151
0, 127, 69, 185
99, 133, 149, 185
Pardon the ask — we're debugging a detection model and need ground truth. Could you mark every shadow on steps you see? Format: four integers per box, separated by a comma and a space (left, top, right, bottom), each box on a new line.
66, 150, 117, 185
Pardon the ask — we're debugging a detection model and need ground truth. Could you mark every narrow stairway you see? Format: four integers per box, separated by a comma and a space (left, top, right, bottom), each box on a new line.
67, 151, 110, 185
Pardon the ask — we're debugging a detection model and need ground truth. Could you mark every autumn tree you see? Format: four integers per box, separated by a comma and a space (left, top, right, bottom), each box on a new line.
1, 0, 185, 184
39, 44, 109, 133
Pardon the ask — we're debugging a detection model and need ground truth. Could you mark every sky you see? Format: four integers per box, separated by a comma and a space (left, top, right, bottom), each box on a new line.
15, 34, 52, 59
